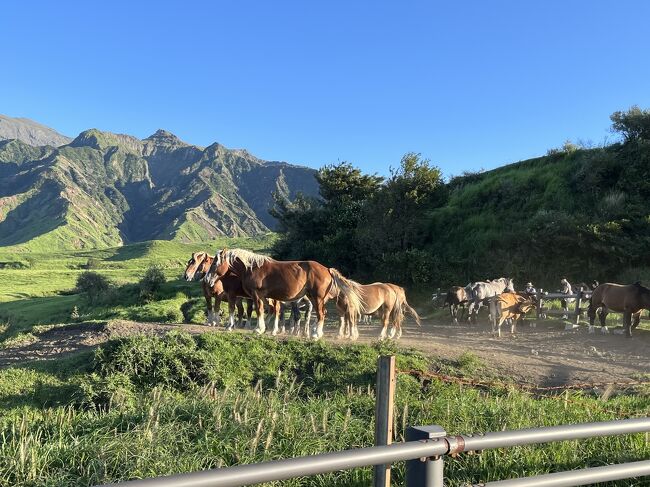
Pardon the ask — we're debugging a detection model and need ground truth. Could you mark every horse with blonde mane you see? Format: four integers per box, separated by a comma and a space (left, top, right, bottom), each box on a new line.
205, 248, 364, 339
336, 282, 398, 340
337, 282, 421, 340
183, 252, 253, 329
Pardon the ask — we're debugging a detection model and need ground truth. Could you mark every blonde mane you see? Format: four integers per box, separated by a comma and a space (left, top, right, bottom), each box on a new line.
222, 248, 272, 269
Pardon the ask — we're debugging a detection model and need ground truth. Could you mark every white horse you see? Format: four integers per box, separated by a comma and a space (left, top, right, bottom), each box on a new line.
467, 278, 515, 323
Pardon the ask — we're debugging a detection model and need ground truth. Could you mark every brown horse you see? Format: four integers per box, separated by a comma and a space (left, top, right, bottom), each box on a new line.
205, 248, 363, 339
336, 282, 398, 341
588, 282, 650, 337
183, 252, 253, 329
443, 286, 468, 324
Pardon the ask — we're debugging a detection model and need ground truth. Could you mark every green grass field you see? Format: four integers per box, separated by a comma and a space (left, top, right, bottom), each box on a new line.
0, 333, 648, 486
0, 235, 276, 345
0, 235, 648, 486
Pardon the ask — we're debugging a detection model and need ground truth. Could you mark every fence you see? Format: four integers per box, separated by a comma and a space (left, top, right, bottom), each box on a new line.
97, 417, 650, 487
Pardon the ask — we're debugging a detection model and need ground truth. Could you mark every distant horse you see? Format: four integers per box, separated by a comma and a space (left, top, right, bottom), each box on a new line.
467, 278, 515, 323
336, 282, 399, 341
205, 248, 364, 339
588, 282, 650, 337
184, 252, 252, 329
385, 283, 421, 339
443, 285, 469, 324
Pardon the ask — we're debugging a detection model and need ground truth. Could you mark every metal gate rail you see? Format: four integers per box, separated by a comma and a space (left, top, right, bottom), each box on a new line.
97, 417, 650, 487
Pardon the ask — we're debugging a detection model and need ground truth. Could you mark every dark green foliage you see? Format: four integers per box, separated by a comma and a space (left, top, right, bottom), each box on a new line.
90, 331, 428, 400
139, 265, 166, 302
273, 108, 650, 288
75, 271, 111, 304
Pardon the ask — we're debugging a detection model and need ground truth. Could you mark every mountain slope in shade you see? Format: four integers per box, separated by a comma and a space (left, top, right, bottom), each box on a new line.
0, 114, 72, 147
0, 126, 318, 250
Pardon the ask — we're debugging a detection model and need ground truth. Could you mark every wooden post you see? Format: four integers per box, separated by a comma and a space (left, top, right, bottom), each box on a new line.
374, 355, 396, 487
574, 290, 583, 327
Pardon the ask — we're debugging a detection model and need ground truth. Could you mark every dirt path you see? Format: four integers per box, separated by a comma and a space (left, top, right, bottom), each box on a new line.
1, 318, 648, 386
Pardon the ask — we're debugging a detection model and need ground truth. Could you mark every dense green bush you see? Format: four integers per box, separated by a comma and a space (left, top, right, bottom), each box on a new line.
75, 271, 111, 304
139, 265, 166, 302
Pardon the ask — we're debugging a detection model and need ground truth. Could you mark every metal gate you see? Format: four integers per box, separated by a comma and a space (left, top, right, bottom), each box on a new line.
97, 417, 650, 486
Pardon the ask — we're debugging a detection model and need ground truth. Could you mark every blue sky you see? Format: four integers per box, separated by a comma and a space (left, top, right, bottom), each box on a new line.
2, 1, 649, 177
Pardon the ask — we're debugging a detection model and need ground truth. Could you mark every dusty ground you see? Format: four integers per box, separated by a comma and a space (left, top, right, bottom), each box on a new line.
1, 317, 648, 387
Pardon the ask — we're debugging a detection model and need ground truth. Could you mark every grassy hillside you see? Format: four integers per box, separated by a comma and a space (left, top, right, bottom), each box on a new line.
0, 235, 276, 345
273, 136, 650, 289
0, 333, 647, 486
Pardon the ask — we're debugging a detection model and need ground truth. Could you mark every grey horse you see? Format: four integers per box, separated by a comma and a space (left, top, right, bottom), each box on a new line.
467, 278, 515, 323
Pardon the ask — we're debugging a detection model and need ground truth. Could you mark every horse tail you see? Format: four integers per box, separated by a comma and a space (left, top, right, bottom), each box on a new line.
403, 300, 421, 326
328, 268, 365, 321
389, 289, 404, 329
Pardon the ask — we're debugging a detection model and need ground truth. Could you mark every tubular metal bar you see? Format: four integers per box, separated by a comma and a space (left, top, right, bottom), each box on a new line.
454, 417, 650, 454
97, 438, 449, 487
96, 418, 650, 487
474, 460, 650, 487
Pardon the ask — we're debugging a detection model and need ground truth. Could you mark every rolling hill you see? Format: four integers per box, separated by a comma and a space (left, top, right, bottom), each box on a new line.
0, 119, 318, 250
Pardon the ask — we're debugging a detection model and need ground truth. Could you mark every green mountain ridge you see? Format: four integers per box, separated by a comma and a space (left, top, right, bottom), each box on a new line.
0, 126, 318, 251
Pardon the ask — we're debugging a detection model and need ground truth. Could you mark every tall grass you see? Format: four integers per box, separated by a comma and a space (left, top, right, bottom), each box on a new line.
0, 333, 647, 486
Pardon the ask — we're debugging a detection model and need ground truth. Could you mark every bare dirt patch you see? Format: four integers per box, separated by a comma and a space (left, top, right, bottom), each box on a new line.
1, 317, 648, 387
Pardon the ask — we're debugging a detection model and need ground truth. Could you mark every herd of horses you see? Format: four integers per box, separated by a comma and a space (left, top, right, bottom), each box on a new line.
182, 248, 649, 340
440, 277, 650, 337
183, 249, 420, 340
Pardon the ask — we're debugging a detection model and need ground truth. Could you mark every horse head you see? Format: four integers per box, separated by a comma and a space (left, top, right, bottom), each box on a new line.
184, 252, 208, 281
205, 248, 230, 287
518, 298, 536, 314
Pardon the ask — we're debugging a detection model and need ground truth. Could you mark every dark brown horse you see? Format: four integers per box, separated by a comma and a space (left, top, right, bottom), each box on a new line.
205, 248, 363, 339
183, 252, 253, 329
588, 282, 650, 337
443, 286, 468, 324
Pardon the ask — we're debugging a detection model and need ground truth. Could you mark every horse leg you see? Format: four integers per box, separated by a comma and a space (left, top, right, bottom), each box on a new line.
236, 298, 244, 328
225, 299, 235, 331
271, 301, 281, 336
587, 302, 596, 333
632, 311, 641, 330
379, 310, 388, 340
313, 299, 326, 340
304, 300, 313, 337
213, 295, 222, 326
599, 307, 609, 334
623, 309, 632, 337
254, 296, 266, 334
511, 314, 518, 335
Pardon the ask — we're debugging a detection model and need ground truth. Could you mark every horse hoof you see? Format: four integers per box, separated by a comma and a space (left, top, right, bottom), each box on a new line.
601, 327, 609, 334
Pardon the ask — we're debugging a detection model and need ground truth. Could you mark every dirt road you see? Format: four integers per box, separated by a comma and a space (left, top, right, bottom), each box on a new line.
1, 318, 648, 386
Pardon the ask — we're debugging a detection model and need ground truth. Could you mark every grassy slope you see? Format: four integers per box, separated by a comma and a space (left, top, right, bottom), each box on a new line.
0, 235, 276, 343
0, 333, 647, 486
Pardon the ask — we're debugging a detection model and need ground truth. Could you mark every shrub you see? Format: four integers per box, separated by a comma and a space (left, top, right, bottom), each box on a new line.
139, 265, 166, 302
84, 257, 102, 269
75, 271, 111, 304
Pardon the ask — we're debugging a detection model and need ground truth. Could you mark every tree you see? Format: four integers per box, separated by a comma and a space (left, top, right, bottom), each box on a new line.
610, 105, 650, 142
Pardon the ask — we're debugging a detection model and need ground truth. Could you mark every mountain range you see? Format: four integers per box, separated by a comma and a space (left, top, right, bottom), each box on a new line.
0, 115, 318, 250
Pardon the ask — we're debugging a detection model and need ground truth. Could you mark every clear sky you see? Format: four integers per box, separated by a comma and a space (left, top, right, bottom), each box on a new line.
2, 1, 650, 177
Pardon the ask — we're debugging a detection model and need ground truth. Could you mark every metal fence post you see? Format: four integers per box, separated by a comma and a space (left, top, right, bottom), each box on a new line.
405, 425, 446, 487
